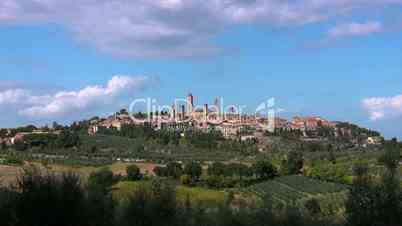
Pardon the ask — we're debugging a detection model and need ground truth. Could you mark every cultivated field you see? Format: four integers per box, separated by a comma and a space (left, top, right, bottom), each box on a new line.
242, 175, 349, 215
112, 181, 228, 207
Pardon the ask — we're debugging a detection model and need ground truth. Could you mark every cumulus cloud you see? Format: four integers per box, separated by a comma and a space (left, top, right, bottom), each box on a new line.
362, 94, 402, 121
328, 21, 382, 38
0, 75, 150, 119
1, 0, 401, 58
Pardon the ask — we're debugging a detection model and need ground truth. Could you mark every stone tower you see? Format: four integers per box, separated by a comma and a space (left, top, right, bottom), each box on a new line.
186, 93, 194, 117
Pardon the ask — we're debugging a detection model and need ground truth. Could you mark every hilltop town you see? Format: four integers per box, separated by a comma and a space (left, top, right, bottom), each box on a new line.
0, 93, 383, 149
85, 93, 383, 146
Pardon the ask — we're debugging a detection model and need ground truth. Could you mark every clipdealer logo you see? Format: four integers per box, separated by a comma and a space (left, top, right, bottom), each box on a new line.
128, 97, 278, 131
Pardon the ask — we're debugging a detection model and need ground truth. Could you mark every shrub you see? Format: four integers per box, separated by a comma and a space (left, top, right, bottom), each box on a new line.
88, 167, 115, 192
126, 165, 142, 181
153, 166, 168, 177
281, 151, 304, 175
0, 189, 18, 226
207, 162, 226, 176
305, 198, 321, 216
184, 162, 202, 182
205, 175, 224, 189
180, 174, 191, 186
166, 162, 183, 179
252, 160, 278, 180
16, 168, 87, 226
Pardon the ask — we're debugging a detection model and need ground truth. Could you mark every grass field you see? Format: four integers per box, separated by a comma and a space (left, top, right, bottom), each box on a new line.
0, 161, 160, 186
112, 181, 227, 207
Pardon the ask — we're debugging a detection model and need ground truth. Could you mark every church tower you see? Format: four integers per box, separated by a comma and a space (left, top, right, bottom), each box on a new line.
186, 93, 194, 117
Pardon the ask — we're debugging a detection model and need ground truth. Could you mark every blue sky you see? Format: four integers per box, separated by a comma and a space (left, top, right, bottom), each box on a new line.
1, 0, 402, 138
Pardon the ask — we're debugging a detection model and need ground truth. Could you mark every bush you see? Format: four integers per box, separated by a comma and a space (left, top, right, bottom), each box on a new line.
281, 151, 304, 175
88, 167, 115, 192
4, 156, 23, 165
16, 168, 87, 226
166, 162, 183, 179
0, 189, 18, 225
116, 180, 178, 226
253, 160, 278, 180
205, 175, 224, 189
153, 166, 168, 177
13, 140, 27, 151
126, 165, 142, 181
184, 162, 202, 182
305, 198, 321, 216
180, 174, 191, 186
207, 162, 226, 176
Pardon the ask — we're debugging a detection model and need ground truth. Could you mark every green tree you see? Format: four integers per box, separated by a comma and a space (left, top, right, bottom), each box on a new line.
16, 169, 87, 226
56, 130, 81, 148
305, 198, 321, 216
376, 143, 402, 225
0, 188, 18, 225
281, 151, 304, 175
0, 141, 6, 150
126, 165, 142, 181
88, 167, 115, 192
184, 162, 202, 182
328, 149, 336, 164
345, 163, 377, 226
153, 166, 168, 177
13, 140, 27, 151
252, 160, 278, 180
180, 174, 191, 185
166, 162, 183, 179
207, 162, 226, 176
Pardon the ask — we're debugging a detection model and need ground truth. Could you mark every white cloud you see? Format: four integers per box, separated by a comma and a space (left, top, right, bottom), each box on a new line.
0, 75, 150, 119
362, 94, 402, 121
328, 21, 382, 38
0, 89, 30, 104
1, 0, 401, 58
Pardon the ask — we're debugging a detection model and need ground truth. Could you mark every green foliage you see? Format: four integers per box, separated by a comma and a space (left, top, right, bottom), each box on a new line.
115, 179, 178, 226
12, 130, 81, 151
180, 174, 191, 186
184, 161, 202, 182
252, 160, 278, 180
184, 129, 224, 149
0, 189, 18, 225
13, 140, 27, 151
207, 162, 226, 176
152, 163, 183, 179
378, 140, 401, 172
126, 165, 142, 181
225, 163, 252, 178
15, 168, 87, 226
88, 167, 115, 191
166, 162, 183, 179
23, 133, 58, 148
304, 198, 321, 216
1, 141, 7, 150
305, 163, 349, 184
4, 155, 24, 165
118, 124, 181, 146
281, 151, 304, 175
346, 154, 402, 226
243, 175, 347, 209
153, 166, 168, 177
56, 130, 81, 148
205, 175, 224, 189
0, 169, 348, 226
